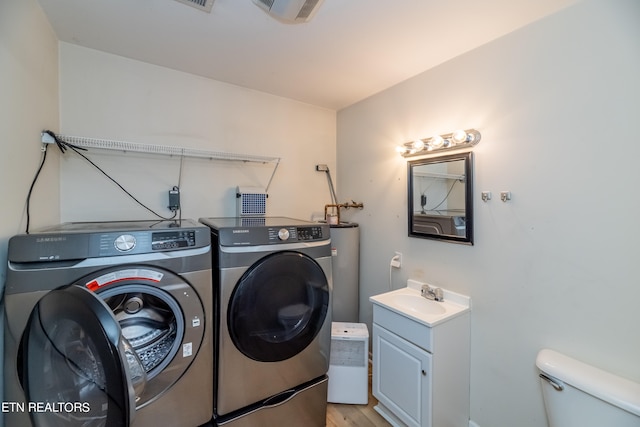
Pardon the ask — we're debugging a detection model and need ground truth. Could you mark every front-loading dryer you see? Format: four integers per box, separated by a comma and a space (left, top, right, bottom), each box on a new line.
199, 217, 331, 427
3, 219, 213, 427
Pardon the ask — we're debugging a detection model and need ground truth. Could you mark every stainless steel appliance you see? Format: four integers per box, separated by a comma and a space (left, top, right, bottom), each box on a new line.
3, 219, 213, 427
199, 217, 331, 427
329, 222, 360, 322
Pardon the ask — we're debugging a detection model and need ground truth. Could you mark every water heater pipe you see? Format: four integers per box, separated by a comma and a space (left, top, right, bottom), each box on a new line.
324, 202, 364, 224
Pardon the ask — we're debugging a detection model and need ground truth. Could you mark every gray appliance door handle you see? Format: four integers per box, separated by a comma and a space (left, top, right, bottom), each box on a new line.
220, 240, 330, 253
261, 389, 298, 408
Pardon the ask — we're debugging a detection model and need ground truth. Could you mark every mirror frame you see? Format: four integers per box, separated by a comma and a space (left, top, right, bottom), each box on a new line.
407, 152, 474, 245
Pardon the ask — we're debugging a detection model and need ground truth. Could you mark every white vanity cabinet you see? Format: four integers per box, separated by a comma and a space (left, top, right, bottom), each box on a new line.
370, 286, 470, 427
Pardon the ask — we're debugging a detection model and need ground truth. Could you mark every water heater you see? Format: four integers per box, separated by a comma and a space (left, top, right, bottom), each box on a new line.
252, 0, 325, 23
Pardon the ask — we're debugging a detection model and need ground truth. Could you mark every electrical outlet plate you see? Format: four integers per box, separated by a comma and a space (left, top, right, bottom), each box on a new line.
391, 251, 402, 268
41, 132, 55, 144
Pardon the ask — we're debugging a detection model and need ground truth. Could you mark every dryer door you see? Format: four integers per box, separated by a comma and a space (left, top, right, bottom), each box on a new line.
21, 285, 146, 427
228, 251, 330, 362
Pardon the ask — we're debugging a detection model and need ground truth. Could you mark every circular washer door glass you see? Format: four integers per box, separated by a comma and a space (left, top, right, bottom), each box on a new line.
76, 265, 204, 409
99, 285, 184, 380
228, 251, 329, 362
21, 285, 134, 427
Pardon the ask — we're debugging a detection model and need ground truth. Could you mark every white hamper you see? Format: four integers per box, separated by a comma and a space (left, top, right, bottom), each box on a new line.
327, 322, 369, 404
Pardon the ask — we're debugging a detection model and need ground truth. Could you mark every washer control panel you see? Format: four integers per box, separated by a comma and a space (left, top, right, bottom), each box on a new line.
99, 229, 197, 255
8, 220, 209, 263
151, 230, 196, 251
114, 234, 137, 252
99, 229, 196, 256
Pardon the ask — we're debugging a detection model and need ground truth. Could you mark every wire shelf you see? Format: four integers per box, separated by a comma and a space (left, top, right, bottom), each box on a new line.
46, 134, 281, 164
42, 132, 282, 191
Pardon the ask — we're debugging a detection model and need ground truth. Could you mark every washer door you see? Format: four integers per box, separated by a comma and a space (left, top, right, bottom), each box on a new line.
78, 265, 205, 409
21, 285, 145, 427
228, 251, 329, 362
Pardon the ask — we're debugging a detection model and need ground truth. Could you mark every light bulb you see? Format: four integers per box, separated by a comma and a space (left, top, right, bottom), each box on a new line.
430, 135, 444, 149
395, 145, 407, 154
452, 129, 468, 144
412, 139, 425, 151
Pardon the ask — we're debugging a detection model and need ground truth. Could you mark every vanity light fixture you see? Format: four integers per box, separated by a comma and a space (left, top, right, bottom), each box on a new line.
397, 129, 481, 157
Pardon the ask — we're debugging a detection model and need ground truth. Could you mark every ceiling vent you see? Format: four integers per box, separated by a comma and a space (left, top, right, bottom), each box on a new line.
252, 0, 325, 24
173, 0, 215, 13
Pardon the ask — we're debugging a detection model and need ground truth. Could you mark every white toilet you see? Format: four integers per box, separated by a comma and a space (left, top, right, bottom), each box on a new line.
536, 349, 640, 427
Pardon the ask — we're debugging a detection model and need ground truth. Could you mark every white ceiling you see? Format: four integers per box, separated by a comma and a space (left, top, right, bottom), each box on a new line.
36, 0, 577, 110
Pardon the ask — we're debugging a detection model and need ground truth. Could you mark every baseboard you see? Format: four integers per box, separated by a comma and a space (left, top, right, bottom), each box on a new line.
373, 403, 403, 427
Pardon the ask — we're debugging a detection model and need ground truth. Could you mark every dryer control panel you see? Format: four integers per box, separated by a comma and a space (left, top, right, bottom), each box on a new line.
215, 225, 329, 246
267, 226, 324, 242
201, 217, 330, 247
296, 226, 324, 241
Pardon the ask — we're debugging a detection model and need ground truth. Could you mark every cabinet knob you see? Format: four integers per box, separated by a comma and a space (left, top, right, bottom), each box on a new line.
421, 370, 427, 376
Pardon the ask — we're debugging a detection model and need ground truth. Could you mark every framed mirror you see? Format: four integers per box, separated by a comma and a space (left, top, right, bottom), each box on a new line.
408, 152, 473, 244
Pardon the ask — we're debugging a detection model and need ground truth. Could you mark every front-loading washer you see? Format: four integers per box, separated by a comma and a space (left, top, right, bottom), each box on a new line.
199, 217, 331, 427
3, 219, 213, 427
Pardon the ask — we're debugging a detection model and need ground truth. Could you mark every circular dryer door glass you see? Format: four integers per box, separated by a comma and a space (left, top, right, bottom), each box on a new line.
228, 251, 330, 362
21, 285, 135, 427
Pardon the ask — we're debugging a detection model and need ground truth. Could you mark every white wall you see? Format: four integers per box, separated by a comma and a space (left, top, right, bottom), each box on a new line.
337, 0, 640, 426
4, 1, 639, 426
0, 0, 59, 421
0, 0, 60, 262
58, 43, 336, 222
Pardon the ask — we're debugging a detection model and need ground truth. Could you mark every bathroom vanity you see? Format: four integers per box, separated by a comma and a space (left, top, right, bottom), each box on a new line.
370, 281, 471, 427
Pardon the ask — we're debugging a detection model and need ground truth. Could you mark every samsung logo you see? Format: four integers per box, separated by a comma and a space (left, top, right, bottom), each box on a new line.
232, 229, 250, 234
35, 237, 66, 243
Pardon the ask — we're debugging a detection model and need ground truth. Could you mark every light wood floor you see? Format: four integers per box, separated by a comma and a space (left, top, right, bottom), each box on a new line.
325, 366, 391, 427
326, 396, 390, 427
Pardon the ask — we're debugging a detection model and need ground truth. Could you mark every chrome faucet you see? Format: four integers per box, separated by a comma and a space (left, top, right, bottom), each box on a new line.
421, 284, 444, 302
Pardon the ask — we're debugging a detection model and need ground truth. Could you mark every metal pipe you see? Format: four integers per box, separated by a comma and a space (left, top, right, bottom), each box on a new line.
324, 202, 364, 224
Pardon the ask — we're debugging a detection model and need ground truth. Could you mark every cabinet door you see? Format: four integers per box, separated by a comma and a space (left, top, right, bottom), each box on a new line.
373, 324, 432, 427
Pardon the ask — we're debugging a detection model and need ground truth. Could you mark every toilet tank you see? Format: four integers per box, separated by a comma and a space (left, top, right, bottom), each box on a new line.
536, 349, 640, 427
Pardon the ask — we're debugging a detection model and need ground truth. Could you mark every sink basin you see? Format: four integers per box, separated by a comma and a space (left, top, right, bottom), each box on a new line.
369, 283, 470, 326
388, 293, 446, 315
